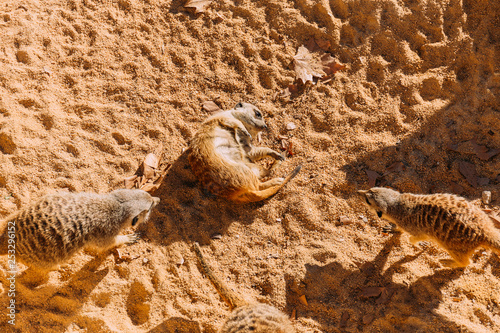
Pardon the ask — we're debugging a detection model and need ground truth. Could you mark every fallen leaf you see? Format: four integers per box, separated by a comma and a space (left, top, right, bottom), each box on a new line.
202, 100, 221, 112
376, 287, 394, 304
293, 46, 325, 84
365, 170, 380, 187
384, 161, 405, 175
184, 0, 212, 14
339, 311, 350, 328
298, 295, 308, 306
458, 161, 477, 187
304, 38, 331, 52
320, 54, 346, 81
477, 177, 490, 186
360, 286, 383, 298
290, 309, 296, 320
144, 153, 159, 169
124, 175, 138, 189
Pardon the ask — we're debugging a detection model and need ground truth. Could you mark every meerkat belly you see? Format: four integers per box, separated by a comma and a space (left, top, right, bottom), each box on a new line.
212, 128, 245, 163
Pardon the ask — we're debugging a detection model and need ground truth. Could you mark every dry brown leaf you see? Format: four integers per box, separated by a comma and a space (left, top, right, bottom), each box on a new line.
304, 38, 331, 52
202, 101, 221, 112
124, 175, 138, 189
384, 161, 405, 175
144, 153, 159, 169
184, 0, 212, 14
360, 286, 383, 298
458, 161, 477, 187
365, 170, 380, 187
298, 295, 308, 306
376, 287, 394, 304
293, 46, 325, 84
320, 54, 346, 79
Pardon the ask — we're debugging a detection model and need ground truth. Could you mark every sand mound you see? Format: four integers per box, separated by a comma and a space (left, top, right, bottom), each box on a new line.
0, 0, 499, 332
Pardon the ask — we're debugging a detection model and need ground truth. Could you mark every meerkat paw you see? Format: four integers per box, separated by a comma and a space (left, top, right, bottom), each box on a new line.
382, 223, 400, 234
271, 152, 286, 161
116, 233, 142, 247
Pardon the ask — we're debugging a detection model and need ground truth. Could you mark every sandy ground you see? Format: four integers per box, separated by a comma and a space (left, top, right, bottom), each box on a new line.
0, 0, 499, 332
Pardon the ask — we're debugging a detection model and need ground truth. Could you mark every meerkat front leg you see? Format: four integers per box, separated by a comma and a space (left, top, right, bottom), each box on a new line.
247, 147, 285, 162
219, 118, 252, 140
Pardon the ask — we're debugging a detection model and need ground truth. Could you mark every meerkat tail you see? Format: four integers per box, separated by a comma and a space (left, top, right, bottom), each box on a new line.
231, 165, 302, 203
193, 242, 247, 310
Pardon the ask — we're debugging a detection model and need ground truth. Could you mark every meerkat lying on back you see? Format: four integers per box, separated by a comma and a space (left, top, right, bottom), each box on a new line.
0, 189, 160, 270
358, 187, 500, 268
193, 243, 295, 333
189, 102, 301, 203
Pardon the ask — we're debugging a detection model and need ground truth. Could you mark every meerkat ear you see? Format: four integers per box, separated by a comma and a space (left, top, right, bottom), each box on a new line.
235, 102, 243, 108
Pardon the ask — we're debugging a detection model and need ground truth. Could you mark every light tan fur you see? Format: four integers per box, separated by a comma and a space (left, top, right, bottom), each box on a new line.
189, 102, 301, 203
358, 187, 500, 268
0, 189, 160, 270
193, 242, 296, 333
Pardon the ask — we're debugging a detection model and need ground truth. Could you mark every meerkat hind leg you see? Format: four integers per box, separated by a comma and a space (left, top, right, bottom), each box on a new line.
259, 178, 285, 190
247, 147, 285, 162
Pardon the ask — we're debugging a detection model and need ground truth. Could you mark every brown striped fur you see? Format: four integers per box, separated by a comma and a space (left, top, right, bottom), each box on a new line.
193, 242, 295, 333
0, 189, 160, 270
358, 187, 500, 268
188, 102, 301, 203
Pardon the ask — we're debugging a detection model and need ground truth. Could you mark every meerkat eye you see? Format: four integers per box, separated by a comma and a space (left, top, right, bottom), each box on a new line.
132, 216, 139, 226
255, 110, 262, 118
235, 102, 243, 108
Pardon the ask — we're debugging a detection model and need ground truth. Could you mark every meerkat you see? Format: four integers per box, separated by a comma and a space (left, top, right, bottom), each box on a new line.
193, 242, 296, 333
189, 102, 301, 203
0, 189, 160, 270
358, 187, 500, 268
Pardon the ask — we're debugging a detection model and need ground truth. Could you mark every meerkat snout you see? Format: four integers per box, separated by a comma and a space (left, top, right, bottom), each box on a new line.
111, 189, 160, 227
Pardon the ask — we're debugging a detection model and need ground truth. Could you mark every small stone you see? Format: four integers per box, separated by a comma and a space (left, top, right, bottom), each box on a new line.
143, 258, 149, 264
339, 216, 352, 224
359, 215, 368, 223
211, 233, 222, 240
177, 257, 185, 266
482, 191, 491, 205
276, 218, 282, 222
286, 122, 296, 130
202, 101, 221, 113
362, 314, 374, 325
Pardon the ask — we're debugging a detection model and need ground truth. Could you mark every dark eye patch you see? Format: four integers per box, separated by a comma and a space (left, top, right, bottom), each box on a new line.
255, 110, 262, 118
377, 211, 383, 218
132, 216, 139, 226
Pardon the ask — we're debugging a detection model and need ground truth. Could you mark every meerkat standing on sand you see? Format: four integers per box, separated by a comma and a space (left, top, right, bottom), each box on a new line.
358, 187, 500, 268
189, 102, 301, 203
0, 189, 160, 271
193, 243, 295, 333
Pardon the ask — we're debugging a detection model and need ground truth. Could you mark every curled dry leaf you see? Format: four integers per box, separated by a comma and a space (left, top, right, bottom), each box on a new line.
365, 170, 380, 187
304, 38, 331, 52
384, 161, 405, 175
298, 294, 308, 306
293, 46, 325, 84
458, 161, 477, 187
124, 151, 171, 193
202, 100, 221, 113
320, 54, 346, 82
184, 0, 212, 14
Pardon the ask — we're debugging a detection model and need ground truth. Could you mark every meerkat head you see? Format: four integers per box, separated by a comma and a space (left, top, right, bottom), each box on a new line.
358, 187, 400, 219
230, 102, 267, 136
111, 189, 160, 227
